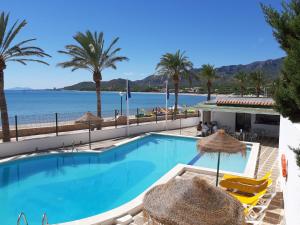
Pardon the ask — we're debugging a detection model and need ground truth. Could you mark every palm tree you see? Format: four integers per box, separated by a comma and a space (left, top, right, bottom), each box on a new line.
156, 50, 193, 113
234, 71, 248, 97
0, 12, 50, 142
250, 71, 265, 97
200, 64, 217, 101
58, 31, 128, 120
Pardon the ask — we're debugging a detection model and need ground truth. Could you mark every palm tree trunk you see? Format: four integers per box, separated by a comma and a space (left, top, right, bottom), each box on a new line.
95, 80, 101, 118
207, 81, 211, 101
241, 86, 244, 97
174, 80, 179, 114
0, 68, 10, 142
256, 86, 260, 97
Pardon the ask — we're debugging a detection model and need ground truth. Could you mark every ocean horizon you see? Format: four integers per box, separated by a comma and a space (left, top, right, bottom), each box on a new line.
3, 90, 206, 125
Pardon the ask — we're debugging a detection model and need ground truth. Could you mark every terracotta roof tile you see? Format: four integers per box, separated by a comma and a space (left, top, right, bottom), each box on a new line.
215, 98, 274, 107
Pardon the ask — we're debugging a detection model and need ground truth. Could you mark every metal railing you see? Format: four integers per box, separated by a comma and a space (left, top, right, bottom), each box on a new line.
17, 212, 28, 225
0, 106, 200, 141
42, 213, 48, 225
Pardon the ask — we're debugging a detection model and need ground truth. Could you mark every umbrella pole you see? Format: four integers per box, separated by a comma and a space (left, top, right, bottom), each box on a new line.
88, 120, 91, 150
216, 151, 221, 186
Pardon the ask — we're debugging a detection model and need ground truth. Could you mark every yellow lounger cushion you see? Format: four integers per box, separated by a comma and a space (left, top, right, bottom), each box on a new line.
220, 178, 272, 194
229, 189, 267, 205
222, 171, 272, 186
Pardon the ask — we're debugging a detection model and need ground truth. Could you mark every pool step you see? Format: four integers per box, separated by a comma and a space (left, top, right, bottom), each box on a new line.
116, 214, 133, 225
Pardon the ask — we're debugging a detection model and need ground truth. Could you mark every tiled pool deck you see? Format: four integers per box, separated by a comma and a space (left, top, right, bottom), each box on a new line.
71, 127, 284, 225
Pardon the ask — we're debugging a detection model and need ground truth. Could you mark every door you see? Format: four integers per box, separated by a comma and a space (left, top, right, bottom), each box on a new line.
236, 113, 251, 132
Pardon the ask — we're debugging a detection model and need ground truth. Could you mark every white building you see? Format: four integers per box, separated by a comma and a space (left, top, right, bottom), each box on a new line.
197, 97, 280, 138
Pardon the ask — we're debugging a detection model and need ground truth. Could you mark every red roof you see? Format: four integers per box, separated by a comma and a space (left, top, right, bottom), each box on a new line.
216, 98, 274, 107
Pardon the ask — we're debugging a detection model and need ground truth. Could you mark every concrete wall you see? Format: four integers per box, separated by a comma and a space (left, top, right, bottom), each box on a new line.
1, 113, 199, 138
0, 117, 200, 158
279, 117, 300, 225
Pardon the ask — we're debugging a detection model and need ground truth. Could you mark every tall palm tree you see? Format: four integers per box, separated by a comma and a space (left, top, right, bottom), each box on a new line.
58, 31, 128, 119
234, 71, 248, 97
156, 50, 193, 113
250, 71, 265, 97
0, 12, 50, 142
200, 64, 217, 101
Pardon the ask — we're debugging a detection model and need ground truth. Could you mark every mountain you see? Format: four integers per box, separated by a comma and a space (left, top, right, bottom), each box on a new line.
63, 57, 284, 92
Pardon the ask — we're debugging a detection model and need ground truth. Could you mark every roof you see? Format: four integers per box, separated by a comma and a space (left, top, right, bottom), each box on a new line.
196, 97, 279, 115
216, 97, 274, 107
196, 103, 279, 115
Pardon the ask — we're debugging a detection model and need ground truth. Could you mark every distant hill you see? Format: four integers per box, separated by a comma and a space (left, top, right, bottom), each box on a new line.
63, 57, 284, 92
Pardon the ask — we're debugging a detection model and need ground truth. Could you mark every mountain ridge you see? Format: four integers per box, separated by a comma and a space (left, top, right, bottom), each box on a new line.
63, 57, 284, 92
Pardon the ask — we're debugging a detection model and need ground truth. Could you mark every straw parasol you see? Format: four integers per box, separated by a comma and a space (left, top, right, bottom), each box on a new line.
197, 129, 247, 186
143, 176, 245, 225
75, 112, 102, 125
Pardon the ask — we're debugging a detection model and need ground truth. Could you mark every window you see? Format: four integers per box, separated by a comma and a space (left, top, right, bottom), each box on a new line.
255, 114, 280, 125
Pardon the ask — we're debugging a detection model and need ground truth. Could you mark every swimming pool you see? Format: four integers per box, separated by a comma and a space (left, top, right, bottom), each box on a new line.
0, 134, 251, 225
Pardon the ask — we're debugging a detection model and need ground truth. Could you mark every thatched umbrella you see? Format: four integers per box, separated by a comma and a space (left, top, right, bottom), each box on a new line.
75, 112, 102, 149
143, 177, 245, 225
197, 129, 247, 186
75, 112, 102, 125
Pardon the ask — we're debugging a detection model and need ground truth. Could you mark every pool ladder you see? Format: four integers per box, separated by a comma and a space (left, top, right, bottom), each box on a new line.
17, 212, 28, 225
42, 213, 48, 225
16, 212, 49, 225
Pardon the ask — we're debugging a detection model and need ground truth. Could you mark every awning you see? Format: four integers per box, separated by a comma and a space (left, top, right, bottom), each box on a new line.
195, 103, 280, 115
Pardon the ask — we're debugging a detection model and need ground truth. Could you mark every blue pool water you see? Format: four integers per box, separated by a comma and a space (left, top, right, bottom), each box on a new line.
0, 134, 250, 225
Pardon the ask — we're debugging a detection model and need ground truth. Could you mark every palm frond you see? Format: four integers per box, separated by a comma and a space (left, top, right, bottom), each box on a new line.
1, 19, 27, 54
0, 12, 9, 48
0, 11, 50, 65
156, 50, 193, 79
7, 58, 49, 65
58, 30, 128, 74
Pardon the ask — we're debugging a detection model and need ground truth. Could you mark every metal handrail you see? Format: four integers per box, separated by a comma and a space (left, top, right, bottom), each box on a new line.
17, 212, 28, 225
71, 141, 75, 152
42, 212, 48, 225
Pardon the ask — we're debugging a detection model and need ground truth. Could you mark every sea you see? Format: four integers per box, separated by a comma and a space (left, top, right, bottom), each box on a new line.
3, 90, 206, 125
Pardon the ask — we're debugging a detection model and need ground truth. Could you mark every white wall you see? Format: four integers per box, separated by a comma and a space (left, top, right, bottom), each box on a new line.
279, 117, 300, 225
0, 117, 200, 158
210, 111, 279, 137
251, 114, 279, 137
211, 111, 236, 132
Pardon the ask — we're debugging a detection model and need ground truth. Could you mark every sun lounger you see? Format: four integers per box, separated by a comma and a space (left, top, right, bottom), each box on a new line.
220, 178, 272, 194
222, 170, 272, 186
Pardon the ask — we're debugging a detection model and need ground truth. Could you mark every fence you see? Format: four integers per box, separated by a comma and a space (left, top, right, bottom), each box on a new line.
0, 106, 200, 141
0, 116, 201, 158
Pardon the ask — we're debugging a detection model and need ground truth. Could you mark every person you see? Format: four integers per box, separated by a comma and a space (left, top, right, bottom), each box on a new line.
202, 122, 209, 136
197, 121, 202, 136
212, 124, 218, 133
208, 122, 213, 134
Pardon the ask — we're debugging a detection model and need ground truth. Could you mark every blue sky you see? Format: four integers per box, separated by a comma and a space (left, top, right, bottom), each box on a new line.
1, 0, 284, 89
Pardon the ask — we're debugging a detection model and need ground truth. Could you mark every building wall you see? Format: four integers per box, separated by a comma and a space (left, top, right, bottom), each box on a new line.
211, 111, 236, 132
279, 117, 300, 225
250, 114, 279, 137
210, 111, 279, 137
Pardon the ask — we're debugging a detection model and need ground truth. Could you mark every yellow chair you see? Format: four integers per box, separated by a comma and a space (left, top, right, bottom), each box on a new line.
229, 189, 267, 205
222, 171, 272, 186
220, 178, 272, 194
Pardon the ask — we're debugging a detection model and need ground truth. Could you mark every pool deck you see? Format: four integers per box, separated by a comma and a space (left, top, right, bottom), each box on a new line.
70, 127, 284, 225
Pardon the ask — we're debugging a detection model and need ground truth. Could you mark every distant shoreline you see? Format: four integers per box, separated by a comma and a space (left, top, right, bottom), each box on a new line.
5, 89, 224, 97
